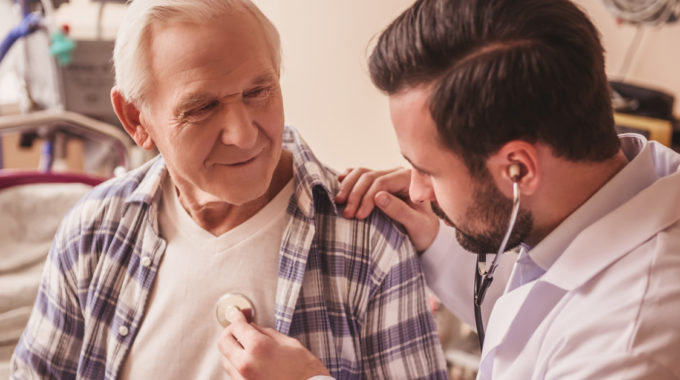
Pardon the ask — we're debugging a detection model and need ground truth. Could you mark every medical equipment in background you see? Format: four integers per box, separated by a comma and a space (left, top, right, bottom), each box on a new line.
599, 0, 680, 150
0, 80, 136, 380
0, 0, 146, 175
611, 81, 679, 149
601, 0, 680, 25
0, 3, 141, 376
0, 1, 73, 110
472, 164, 522, 350
0, 109, 136, 174
601, 0, 679, 72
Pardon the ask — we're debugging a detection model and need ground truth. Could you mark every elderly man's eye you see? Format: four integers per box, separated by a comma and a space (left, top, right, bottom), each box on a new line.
244, 86, 271, 99
195, 101, 218, 113
176, 101, 219, 124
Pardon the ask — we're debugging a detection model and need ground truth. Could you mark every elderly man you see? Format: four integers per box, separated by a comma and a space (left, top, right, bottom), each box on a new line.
10, 1, 447, 379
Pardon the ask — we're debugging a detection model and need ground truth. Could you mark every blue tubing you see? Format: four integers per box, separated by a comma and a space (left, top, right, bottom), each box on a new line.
0, 12, 42, 63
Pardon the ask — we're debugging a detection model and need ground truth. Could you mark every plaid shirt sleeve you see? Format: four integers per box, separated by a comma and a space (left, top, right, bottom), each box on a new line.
359, 219, 448, 379
11, 211, 85, 379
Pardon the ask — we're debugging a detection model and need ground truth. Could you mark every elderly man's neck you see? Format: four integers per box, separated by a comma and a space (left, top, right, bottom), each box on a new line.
174, 150, 293, 236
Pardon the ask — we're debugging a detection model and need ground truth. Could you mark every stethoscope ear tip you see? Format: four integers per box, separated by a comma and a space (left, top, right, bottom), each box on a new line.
508, 163, 521, 181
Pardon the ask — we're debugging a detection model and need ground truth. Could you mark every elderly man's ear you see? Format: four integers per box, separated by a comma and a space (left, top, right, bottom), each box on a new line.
111, 88, 156, 150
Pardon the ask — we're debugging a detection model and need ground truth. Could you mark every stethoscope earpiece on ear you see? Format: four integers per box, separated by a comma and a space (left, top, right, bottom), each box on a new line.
508, 163, 521, 182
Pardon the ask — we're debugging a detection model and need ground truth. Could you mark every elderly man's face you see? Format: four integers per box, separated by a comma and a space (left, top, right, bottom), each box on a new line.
140, 11, 284, 206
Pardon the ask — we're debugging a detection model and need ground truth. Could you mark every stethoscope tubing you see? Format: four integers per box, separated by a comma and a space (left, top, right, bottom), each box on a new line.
473, 180, 521, 350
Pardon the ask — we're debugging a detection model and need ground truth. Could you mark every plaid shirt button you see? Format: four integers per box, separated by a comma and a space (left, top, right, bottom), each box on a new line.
141, 256, 151, 267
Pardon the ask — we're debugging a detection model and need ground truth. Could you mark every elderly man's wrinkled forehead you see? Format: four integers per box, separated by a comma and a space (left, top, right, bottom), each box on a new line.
141, 8, 280, 102
148, 7, 278, 66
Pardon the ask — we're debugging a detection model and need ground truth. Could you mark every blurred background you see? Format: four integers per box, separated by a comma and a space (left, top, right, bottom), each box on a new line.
1, 1, 679, 378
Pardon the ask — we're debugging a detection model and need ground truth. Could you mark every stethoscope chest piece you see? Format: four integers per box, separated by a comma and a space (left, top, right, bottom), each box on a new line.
216, 293, 256, 327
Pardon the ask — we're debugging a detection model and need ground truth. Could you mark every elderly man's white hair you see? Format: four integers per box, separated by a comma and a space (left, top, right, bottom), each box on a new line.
113, 0, 281, 107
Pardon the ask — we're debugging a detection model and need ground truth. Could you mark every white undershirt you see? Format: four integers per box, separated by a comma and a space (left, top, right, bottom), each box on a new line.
120, 175, 293, 380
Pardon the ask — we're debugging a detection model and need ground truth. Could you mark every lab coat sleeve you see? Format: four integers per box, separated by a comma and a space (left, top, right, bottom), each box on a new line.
419, 221, 515, 330
10, 216, 85, 379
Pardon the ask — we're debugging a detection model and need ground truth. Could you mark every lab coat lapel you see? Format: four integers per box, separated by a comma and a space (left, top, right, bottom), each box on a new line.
479, 280, 566, 377
480, 284, 530, 359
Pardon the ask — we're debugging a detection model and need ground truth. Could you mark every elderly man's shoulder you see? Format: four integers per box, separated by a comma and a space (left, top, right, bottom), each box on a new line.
307, 171, 421, 298
315, 170, 413, 258
63, 156, 163, 227
353, 207, 410, 253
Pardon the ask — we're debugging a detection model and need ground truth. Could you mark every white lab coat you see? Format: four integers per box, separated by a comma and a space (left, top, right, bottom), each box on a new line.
421, 135, 680, 379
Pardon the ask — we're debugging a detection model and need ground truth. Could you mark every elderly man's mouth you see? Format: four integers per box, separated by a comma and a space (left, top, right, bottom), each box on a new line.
221, 156, 258, 167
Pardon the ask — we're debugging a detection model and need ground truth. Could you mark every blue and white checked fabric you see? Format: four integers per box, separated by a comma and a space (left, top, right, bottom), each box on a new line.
11, 126, 447, 380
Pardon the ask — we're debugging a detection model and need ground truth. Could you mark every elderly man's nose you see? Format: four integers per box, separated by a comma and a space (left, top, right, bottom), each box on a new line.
219, 106, 258, 148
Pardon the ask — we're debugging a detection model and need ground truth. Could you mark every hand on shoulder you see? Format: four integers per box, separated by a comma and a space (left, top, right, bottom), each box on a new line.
335, 167, 439, 251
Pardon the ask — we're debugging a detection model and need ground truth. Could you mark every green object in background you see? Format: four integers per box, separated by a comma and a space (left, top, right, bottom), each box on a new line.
49, 30, 76, 66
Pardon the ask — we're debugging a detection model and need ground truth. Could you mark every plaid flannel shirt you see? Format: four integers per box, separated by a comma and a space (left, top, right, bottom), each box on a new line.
11, 126, 447, 379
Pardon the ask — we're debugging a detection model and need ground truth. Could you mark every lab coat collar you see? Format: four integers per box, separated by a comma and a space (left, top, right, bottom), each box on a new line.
542, 137, 680, 291
527, 134, 677, 276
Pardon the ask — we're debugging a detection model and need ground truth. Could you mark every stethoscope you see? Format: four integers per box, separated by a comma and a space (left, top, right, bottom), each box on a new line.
215, 293, 256, 327
473, 164, 522, 350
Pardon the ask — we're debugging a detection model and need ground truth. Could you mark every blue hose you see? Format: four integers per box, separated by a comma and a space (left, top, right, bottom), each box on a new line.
0, 12, 42, 63
20, 0, 30, 17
